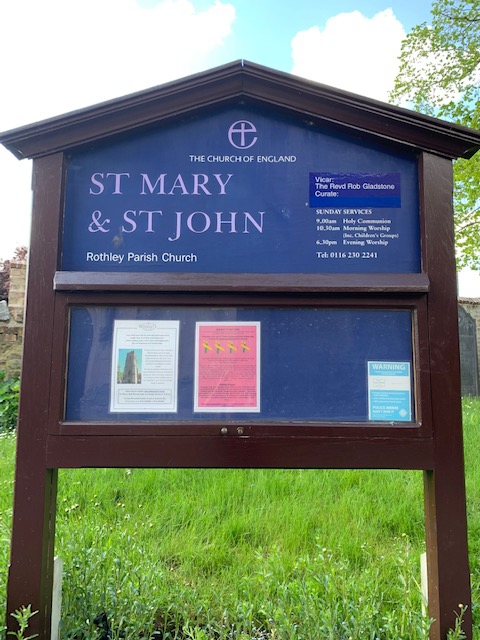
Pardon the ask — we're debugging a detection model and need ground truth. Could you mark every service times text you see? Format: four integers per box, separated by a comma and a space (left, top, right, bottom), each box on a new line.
314, 208, 399, 261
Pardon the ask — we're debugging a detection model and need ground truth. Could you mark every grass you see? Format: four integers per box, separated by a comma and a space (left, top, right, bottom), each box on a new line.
0, 398, 479, 638
0, 435, 14, 640
55, 468, 427, 638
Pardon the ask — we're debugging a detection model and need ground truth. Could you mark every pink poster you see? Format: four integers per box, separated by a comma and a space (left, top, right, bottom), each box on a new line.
194, 322, 260, 412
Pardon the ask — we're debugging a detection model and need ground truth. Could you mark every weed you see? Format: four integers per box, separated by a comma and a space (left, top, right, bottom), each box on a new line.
447, 604, 468, 640
7, 605, 38, 640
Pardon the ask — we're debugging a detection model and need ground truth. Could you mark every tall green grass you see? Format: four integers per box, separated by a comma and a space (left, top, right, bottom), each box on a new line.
0, 398, 479, 638
55, 467, 428, 639
0, 435, 14, 640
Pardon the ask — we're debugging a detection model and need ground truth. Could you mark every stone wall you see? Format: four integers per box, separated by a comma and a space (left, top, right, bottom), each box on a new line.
0, 261, 26, 378
459, 298, 480, 381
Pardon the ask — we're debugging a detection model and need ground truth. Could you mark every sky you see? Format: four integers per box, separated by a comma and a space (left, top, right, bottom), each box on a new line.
0, 0, 479, 294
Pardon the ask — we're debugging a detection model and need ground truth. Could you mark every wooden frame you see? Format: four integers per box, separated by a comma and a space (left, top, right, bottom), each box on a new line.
48, 292, 430, 442
1, 61, 479, 638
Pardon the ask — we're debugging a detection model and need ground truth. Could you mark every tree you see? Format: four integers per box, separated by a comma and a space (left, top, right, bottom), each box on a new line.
390, 0, 480, 268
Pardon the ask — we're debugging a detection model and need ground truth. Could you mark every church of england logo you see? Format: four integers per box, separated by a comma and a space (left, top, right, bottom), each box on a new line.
228, 120, 258, 149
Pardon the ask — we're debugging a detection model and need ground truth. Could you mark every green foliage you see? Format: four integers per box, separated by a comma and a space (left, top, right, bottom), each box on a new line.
7, 605, 38, 640
390, 0, 480, 268
0, 434, 15, 640
0, 373, 19, 433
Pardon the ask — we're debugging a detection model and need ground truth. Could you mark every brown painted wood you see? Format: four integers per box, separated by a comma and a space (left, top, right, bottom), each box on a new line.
6, 154, 64, 638
240, 73, 477, 159
1, 61, 480, 161
45, 435, 435, 470
53, 270, 431, 293
55, 423, 427, 439
47, 291, 432, 443
51, 290, 428, 307
421, 153, 471, 639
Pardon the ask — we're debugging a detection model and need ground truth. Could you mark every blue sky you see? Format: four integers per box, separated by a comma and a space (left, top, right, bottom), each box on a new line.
212, 0, 433, 71
0, 0, 478, 293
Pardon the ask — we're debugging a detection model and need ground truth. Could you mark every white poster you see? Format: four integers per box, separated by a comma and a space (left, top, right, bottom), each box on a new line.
110, 320, 179, 413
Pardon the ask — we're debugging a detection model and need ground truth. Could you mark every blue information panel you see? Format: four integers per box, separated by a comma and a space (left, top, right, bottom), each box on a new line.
62, 106, 420, 274
65, 306, 415, 423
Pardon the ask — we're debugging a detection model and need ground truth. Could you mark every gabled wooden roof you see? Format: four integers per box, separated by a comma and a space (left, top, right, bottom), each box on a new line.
1, 59, 480, 160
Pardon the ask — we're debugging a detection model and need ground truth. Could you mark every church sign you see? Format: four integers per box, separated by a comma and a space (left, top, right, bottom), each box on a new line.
62, 107, 420, 274
1, 61, 480, 639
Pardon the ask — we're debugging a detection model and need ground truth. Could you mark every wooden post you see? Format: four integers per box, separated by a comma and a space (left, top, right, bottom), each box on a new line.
422, 152, 472, 639
6, 154, 63, 638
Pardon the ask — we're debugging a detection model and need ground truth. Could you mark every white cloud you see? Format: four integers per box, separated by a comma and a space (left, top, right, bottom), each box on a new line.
0, 0, 235, 259
0, 154, 32, 259
1, 0, 235, 128
291, 9, 406, 102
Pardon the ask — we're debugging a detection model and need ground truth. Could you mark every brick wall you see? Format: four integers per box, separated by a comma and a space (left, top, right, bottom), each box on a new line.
0, 261, 26, 378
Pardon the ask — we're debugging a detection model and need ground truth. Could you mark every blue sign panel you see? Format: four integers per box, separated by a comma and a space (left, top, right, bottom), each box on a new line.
62, 106, 420, 273
309, 173, 402, 208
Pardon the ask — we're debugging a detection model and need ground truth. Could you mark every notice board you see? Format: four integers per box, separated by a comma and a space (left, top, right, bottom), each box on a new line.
2, 60, 480, 639
66, 305, 414, 424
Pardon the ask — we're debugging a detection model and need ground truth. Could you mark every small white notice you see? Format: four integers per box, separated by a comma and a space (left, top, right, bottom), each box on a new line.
110, 319, 180, 413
